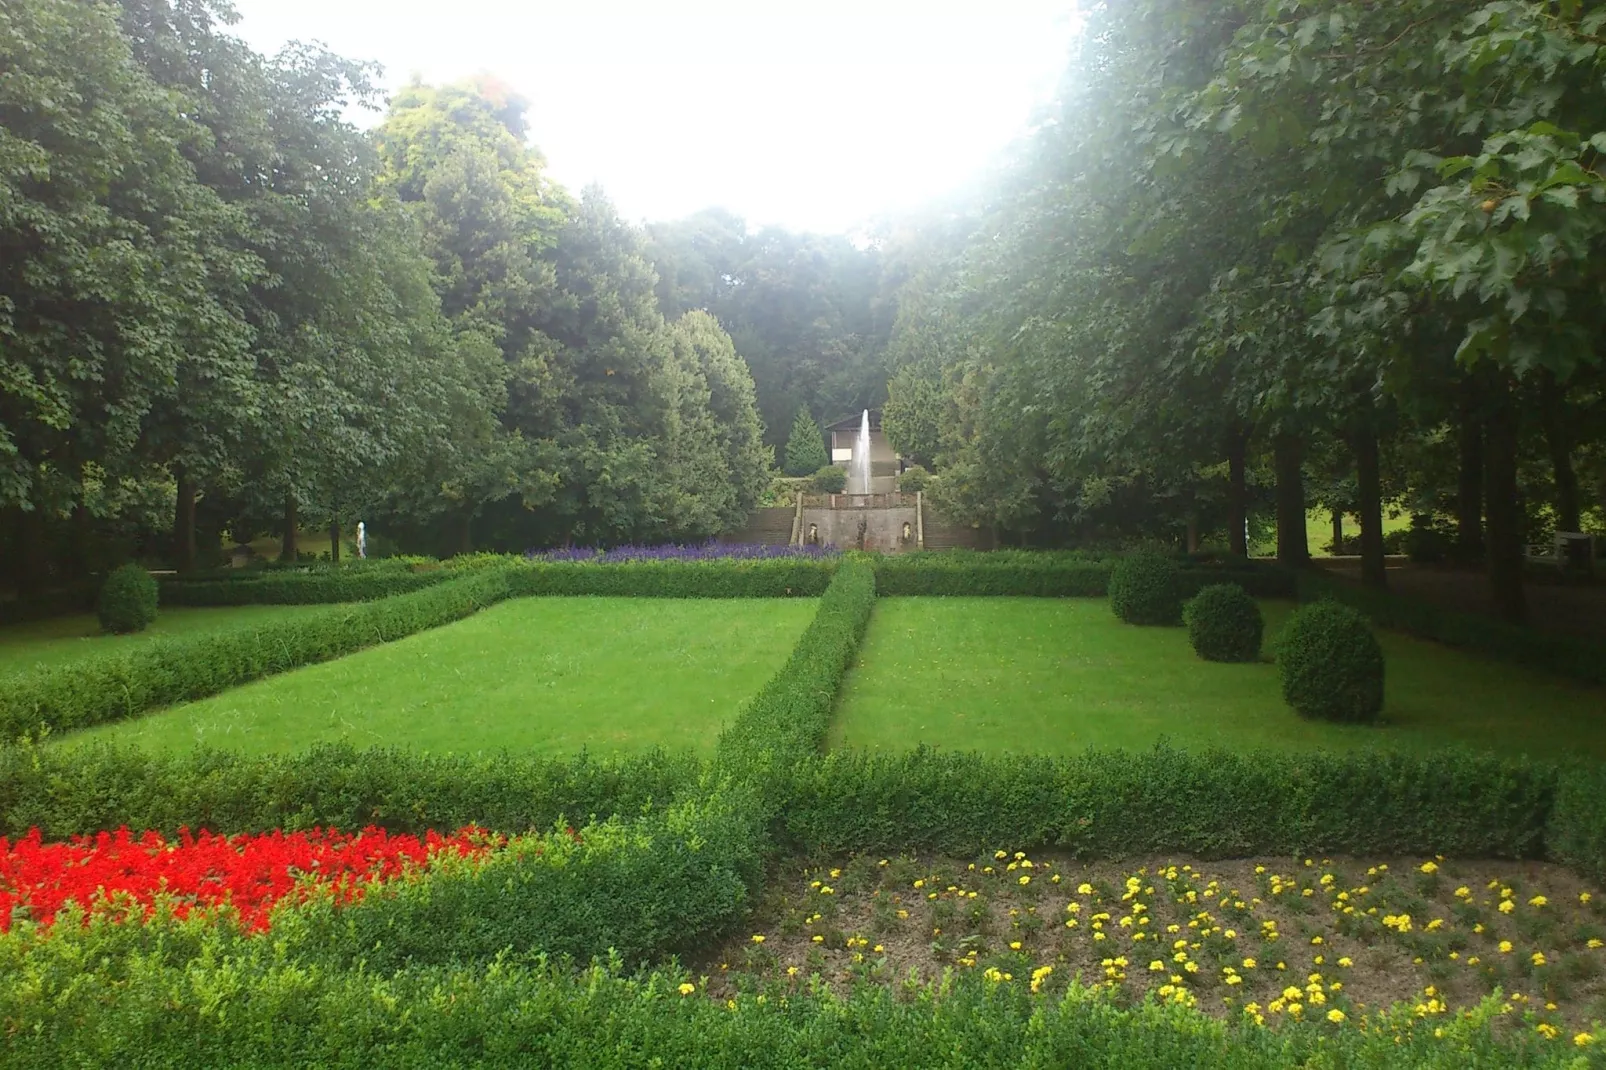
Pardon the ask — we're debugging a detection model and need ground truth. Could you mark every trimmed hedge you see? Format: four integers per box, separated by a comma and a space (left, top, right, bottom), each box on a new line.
159, 567, 452, 605
1297, 570, 1606, 685
0, 742, 700, 840
714, 559, 876, 782
507, 558, 835, 599
0, 568, 515, 739
1279, 600, 1385, 723
0, 949, 1568, 1068
97, 564, 159, 634
1548, 762, 1606, 886
1183, 583, 1263, 662
1109, 553, 1183, 625
0, 935, 1561, 1070
777, 747, 1556, 863
0, 579, 98, 627
873, 552, 1296, 599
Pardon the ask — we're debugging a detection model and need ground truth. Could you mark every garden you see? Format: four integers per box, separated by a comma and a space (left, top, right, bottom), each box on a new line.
1, 548, 1604, 1065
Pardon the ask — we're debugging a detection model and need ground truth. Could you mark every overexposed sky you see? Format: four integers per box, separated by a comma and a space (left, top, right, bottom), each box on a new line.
228, 0, 1079, 233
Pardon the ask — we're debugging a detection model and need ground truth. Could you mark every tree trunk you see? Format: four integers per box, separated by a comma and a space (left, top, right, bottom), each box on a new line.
1353, 425, 1387, 589
1331, 511, 1343, 554
329, 518, 341, 564
173, 471, 198, 573
1273, 431, 1308, 568
68, 503, 93, 580
1455, 378, 1484, 564
1538, 372, 1581, 533
280, 495, 299, 563
1226, 431, 1249, 558
1186, 513, 1200, 554
1483, 379, 1528, 623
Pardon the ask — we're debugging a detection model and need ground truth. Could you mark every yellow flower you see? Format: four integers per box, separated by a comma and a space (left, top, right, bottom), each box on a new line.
1149, 960, 1165, 971
1528, 895, 1548, 908
1010, 941, 1022, 950
819, 886, 834, 896
873, 944, 884, 953
1310, 936, 1323, 946
1531, 951, 1547, 966
995, 850, 1008, 859
1052, 874, 1061, 884
913, 879, 924, 889
678, 983, 696, 995
1581, 892, 1593, 905
1454, 886, 1471, 899
1019, 875, 1031, 886
1498, 941, 1513, 954
1243, 958, 1257, 969
1327, 1009, 1345, 1023
811, 935, 824, 944
751, 934, 765, 944
1077, 883, 1094, 895
1419, 861, 1438, 875
1498, 900, 1515, 914
1588, 939, 1603, 949
1576, 1032, 1595, 1047
786, 966, 798, 977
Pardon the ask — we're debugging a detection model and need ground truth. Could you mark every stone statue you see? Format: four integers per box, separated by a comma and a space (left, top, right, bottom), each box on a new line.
356, 521, 367, 559
806, 523, 820, 546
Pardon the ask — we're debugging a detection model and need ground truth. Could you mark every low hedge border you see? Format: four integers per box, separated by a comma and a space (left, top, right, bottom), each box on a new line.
0, 946, 1567, 1067
507, 558, 836, 599
159, 567, 453, 605
0, 568, 516, 740
873, 554, 1296, 599
1297, 570, 1606, 685
0, 741, 701, 840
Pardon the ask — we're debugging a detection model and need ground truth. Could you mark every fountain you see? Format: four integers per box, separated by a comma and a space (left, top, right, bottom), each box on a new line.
853, 409, 871, 496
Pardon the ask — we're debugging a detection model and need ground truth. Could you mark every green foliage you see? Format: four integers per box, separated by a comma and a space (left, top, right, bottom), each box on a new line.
507, 560, 834, 599
1548, 762, 1606, 887
159, 567, 452, 606
813, 465, 847, 493
95, 565, 158, 635
0, 741, 699, 840
871, 552, 1296, 599
783, 409, 829, 476
0, 942, 1565, 1068
898, 464, 931, 492
1278, 601, 1385, 723
779, 746, 1555, 863
715, 561, 876, 789
1296, 571, 1606, 685
0, 569, 515, 740
1183, 583, 1263, 662
1107, 554, 1183, 625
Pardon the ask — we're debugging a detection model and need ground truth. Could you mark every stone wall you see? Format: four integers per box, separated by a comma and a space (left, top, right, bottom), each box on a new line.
800, 506, 918, 553
719, 507, 795, 546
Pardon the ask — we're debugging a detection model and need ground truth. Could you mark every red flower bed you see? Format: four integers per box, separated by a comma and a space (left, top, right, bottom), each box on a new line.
0, 825, 499, 933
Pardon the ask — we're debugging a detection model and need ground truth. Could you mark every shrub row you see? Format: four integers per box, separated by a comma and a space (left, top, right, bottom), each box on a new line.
159, 566, 453, 605
874, 552, 1296, 599
0, 580, 98, 627
1296, 570, 1606, 685
777, 746, 1565, 865
0, 940, 1569, 1068
507, 558, 836, 599
0, 741, 700, 840
714, 559, 877, 785
0, 568, 515, 740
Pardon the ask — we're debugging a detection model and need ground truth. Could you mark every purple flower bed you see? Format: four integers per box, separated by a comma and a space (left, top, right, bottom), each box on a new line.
526, 542, 838, 563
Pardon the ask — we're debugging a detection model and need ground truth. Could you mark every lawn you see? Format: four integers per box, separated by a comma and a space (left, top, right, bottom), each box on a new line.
63, 597, 818, 757
0, 605, 336, 676
829, 598, 1606, 760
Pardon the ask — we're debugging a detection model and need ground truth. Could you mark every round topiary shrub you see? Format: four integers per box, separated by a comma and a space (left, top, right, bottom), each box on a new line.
1108, 553, 1183, 625
1183, 583, 1264, 662
97, 563, 159, 634
898, 465, 931, 493
1278, 600, 1384, 723
813, 465, 848, 493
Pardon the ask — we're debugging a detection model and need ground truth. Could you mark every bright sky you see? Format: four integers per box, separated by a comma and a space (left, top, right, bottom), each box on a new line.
228, 0, 1079, 234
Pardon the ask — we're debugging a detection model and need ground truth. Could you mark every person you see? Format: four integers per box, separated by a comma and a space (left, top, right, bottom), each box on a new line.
356, 521, 367, 559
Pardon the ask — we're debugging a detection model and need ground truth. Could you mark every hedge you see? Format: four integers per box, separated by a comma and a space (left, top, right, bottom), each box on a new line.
0, 741, 700, 840
507, 558, 836, 599
777, 746, 1557, 863
0, 568, 515, 739
1297, 570, 1606, 685
714, 559, 876, 783
0, 945, 1572, 1068
873, 552, 1296, 599
1548, 761, 1606, 886
0, 579, 98, 627
159, 566, 453, 605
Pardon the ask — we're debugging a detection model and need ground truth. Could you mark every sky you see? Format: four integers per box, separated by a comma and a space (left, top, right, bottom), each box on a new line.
228, 0, 1079, 234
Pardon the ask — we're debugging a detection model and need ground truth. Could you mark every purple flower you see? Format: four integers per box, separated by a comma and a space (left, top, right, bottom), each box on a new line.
524, 541, 838, 563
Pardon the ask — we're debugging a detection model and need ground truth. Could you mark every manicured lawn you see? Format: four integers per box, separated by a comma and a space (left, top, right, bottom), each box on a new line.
829, 598, 1606, 760
64, 597, 818, 757
0, 606, 336, 676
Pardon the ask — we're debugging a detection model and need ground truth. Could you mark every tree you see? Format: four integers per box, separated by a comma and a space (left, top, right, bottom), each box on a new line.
784, 410, 829, 477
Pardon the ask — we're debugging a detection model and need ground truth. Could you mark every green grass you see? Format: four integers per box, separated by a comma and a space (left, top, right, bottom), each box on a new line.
63, 597, 818, 758
829, 597, 1606, 760
0, 606, 336, 676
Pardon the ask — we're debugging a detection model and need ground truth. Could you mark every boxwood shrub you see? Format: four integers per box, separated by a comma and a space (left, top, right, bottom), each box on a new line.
1279, 600, 1385, 723
507, 558, 835, 599
97, 564, 159, 634
159, 567, 452, 606
1183, 583, 1263, 662
1108, 553, 1183, 625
